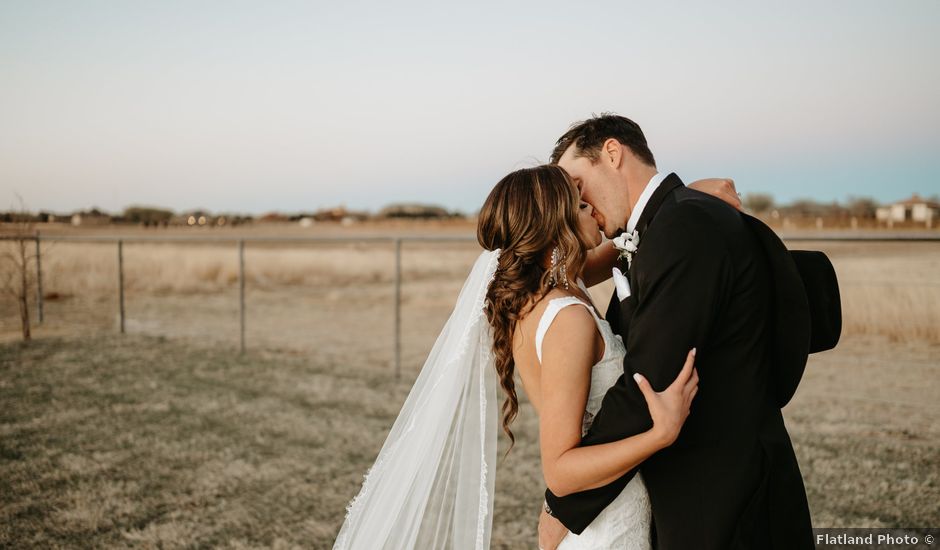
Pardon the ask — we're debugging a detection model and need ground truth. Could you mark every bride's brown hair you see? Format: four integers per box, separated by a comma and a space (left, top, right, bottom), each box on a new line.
477, 165, 592, 453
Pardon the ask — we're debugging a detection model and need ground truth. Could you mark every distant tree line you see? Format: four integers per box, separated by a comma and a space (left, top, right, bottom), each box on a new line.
742, 194, 909, 218
3, 195, 937, 226
0, 202, 468, 226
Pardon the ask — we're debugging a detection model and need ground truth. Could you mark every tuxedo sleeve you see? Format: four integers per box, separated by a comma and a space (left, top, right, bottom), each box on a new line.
545, 203, 735, 534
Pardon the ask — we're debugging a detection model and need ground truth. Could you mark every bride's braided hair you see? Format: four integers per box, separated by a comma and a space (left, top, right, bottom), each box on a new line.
476, 165, 590, 454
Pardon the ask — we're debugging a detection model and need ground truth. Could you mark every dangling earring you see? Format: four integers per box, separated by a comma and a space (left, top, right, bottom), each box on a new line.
560, 253, 569, 290
549, 247, 557, 287
550, 246, 569, 290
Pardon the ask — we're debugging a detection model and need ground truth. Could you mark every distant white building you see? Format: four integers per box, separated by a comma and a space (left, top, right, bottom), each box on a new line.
876, 194, 940, 227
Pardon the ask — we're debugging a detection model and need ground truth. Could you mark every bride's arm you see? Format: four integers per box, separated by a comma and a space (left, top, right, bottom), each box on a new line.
538, 307, 698, 497
580, 178, 741, 287
580, 240, 620, 287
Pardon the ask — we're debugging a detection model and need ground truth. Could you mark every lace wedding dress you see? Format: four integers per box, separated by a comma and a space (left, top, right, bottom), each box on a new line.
536, 280, 652, 550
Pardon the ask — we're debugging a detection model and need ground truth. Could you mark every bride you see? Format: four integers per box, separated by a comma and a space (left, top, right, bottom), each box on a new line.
333, 165, 736, 549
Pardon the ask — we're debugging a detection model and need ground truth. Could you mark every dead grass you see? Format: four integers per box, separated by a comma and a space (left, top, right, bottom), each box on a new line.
1, 334, 390, 548
1, 231, 938, 547
2, 237, 937, 344
804, 241, 940, 342
0, 240, 481, 295
1, 333, 937, 549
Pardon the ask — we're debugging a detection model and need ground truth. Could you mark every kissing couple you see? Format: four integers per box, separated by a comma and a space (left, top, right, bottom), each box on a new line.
333, 114, 840, 549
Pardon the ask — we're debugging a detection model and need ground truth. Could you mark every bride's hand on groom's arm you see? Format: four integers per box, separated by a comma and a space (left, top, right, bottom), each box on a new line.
689, 178, 742, 210
535, 351, 696, 549
634, 348, 699, 448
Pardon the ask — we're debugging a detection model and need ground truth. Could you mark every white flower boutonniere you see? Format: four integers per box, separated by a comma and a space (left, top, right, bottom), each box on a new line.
612, 229, 641, 268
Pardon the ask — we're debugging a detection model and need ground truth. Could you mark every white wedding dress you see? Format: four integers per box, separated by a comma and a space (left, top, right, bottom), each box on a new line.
537, 279, 652, 550
333, 251, 649, 550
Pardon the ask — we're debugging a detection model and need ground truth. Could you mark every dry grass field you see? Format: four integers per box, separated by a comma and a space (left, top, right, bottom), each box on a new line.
2, 222, 939, 548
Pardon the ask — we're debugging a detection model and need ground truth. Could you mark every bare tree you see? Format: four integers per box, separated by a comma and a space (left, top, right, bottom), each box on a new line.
1, 194, 41, 341
846, 197, 879, 219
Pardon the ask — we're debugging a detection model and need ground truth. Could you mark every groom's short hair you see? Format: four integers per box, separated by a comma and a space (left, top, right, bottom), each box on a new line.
550, 113, 656, 168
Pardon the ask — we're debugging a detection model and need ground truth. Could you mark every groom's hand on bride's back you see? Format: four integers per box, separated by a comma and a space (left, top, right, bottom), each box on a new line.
688, 178, 741, 210
633, 348, 699, 449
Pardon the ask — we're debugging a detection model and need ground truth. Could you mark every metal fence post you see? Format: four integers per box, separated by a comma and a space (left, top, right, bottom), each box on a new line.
117, 240, 125, 334
239, 239, 245, 354
35, 231, 43, 324
394, 238, 402, 378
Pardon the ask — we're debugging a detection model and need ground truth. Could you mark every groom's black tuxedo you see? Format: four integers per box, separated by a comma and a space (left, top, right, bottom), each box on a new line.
545, 174, 815, 550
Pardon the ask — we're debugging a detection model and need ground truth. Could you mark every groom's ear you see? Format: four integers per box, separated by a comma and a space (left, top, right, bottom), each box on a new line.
603, 138, 623, 169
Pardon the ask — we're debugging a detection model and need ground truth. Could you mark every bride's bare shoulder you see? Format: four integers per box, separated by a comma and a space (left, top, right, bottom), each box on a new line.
514, 287, 589, 346
519, 288, 578, 322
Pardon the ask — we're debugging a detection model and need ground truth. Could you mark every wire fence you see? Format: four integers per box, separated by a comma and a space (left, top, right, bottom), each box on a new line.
3, 233, 478, 378
3, 231, 939, 377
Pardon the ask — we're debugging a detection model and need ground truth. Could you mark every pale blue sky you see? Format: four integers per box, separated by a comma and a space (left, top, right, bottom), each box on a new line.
1, 0, 938, 215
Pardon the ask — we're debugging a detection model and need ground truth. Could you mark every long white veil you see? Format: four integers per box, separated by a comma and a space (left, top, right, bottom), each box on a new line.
333, 248, 501, 550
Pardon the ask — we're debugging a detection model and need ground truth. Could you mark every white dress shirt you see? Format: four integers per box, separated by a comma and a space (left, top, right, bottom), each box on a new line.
612, 171, 668, 301
626, 171, 668, 233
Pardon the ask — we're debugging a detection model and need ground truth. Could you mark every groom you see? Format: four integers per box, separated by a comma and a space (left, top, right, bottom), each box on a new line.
539, 115, 815, 549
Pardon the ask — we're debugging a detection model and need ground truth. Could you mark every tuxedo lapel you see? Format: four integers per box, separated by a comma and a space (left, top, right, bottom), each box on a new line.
608, 174, 682, 340
636, 172, 683, 236
613, 173, 682, 347
628, 172, 683, 291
